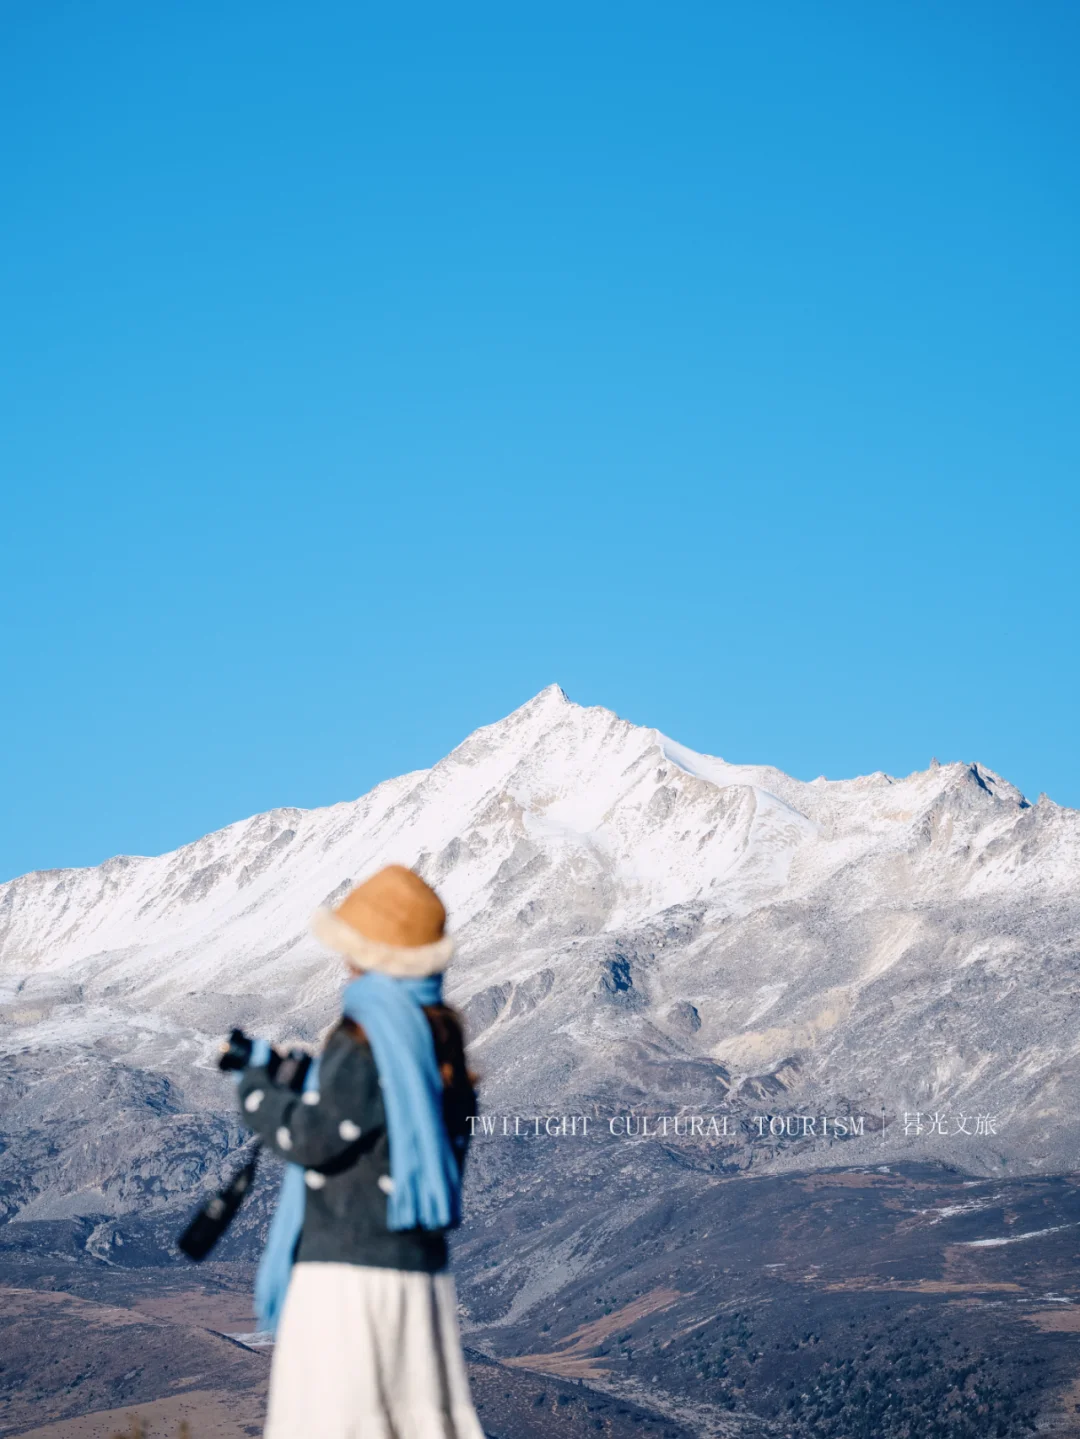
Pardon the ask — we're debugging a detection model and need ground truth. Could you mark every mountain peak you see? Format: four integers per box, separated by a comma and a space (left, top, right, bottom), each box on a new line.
523, 682, 572, 709
479, 683, 581, 736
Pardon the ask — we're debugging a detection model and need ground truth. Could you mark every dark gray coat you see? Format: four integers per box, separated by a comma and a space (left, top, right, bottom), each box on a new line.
237, 1008, 474, 1273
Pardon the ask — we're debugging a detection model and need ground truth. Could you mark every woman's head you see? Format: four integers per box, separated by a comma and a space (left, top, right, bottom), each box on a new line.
310, 865, 453, 979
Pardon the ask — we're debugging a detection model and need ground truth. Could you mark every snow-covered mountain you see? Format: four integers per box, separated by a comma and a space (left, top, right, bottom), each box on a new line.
2, 685, 1080, 1224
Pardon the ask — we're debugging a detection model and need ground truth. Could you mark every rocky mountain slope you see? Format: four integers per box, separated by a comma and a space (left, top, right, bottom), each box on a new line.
2, 684, 1079, 1226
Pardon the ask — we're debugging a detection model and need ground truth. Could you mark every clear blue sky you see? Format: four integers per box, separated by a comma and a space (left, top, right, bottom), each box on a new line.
2, 2, 1077, 882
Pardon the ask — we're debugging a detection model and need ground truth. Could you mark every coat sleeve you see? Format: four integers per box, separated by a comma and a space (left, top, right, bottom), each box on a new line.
237, 1028, 386, 1169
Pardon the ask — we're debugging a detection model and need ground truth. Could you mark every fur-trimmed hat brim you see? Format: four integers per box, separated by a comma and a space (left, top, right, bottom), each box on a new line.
310, 907, 454, 978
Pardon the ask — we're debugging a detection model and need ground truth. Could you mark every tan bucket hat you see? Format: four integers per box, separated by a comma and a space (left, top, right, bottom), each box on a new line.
310, 864, 454, 978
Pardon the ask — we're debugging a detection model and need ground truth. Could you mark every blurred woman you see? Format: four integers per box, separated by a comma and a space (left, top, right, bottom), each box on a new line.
237, 865, 482, 1439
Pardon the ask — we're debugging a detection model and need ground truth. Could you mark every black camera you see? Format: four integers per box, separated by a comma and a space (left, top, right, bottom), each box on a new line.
179, 1029, 314, 1263
218, 1027, 254, 1072
217, 1027, 312, 1091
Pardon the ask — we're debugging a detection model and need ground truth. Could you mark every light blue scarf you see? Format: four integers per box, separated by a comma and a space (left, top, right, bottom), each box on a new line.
253, 972, 461, 1333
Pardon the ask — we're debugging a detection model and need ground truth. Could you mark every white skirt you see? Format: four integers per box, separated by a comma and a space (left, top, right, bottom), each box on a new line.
264, 1263, 485, 1439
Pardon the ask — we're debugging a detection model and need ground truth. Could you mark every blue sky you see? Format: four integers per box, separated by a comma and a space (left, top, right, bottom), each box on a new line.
1, 2, 1077, 881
